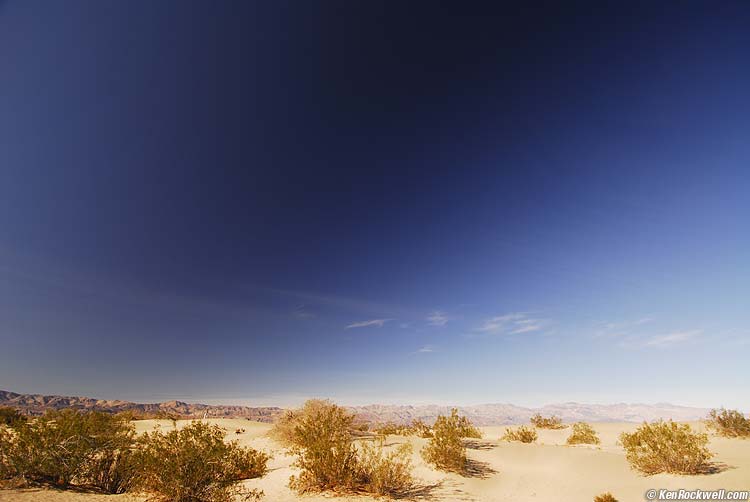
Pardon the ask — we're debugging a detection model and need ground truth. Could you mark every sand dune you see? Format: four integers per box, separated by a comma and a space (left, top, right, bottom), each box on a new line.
2, 419, 748, 502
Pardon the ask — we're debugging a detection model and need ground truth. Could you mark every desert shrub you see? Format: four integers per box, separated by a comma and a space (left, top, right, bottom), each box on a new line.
706, 409, 750, 438
134, 420, 268, 502
594, 493, 618, 502
421, 409, 469, 473
619, 420, 713, 475
356, 439, 413, 496
530, 413, 566, 429
270, 408, 300, 446
0, 409, 136, 492
566, 422, 601, 445
501, 425, 538, 443
284, 400, 414, 496
373, 422, 406, 435
0, 407, 26, 428
373, 418, 434, 438
455, 412, 482, 439
411, 419, 433, 438
287, 400, 360, 493
235, 428, 246, 435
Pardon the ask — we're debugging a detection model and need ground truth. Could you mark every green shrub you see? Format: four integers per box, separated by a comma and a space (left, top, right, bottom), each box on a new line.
566, 422, 601, 445
411, 419, 433, 438
619, 420, 713, 475
501, 425, 538, 443
287, 400, 360, 493
594, 493, 618, 502
356, 439, 413, 497
530, 413, 565, 429
421, 409, 468, 473
706, 409, 750, 438
134, 420, 268, 502
0, 409, 136, 492
0, 407, 26, 428
285, 400, 414, 496
373, 418, 434, 438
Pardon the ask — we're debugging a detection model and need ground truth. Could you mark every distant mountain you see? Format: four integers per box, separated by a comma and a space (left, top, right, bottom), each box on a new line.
0, 390, 710, 425
0, 390, 283, 422
349, 402, 711, 425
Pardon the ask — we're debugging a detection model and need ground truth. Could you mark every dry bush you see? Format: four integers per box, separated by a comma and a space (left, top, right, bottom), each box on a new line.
0, 407, 26, 428
619, 420, 713, 475
421, 409, 469, 473
530, 413, 566, 429
455, 412, 482, 439
134, 420, 268, 502
0, 409, 136, 493
706, 409, 750, 438
566, 422, 601, 445
286, 399, 413, 496
501, 426, 538, 443
270, 399, 342, 446
373, 418, 434, 438
287, 400, 360, 493
373, 422, 409, 436
356, 439, 413, 497
411, 419, 433, 438
594, 493, 618, 502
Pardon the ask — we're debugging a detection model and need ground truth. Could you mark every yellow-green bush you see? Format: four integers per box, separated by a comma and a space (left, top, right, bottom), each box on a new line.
706, 409, 750, 438
285, 399, 414, 496
0, 409, 136, 492
619, 420, 712, 475
594, 493, 618, 502
530, 413, 565, 429
421, 409, 470, 473
287, 400, 359, 493
566, 422, 600, 445
501, 425, 538, 443
134, 420, 268, 502
373, 418, 434, 438
356, 439, 413, 497
0, 407, 26, 428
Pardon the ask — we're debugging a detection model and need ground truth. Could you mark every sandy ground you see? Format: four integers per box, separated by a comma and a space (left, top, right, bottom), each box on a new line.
2, 419, 749, 502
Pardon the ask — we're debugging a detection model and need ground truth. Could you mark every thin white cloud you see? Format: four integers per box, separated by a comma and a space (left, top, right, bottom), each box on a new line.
345, 319, 393, 329
511, 323, 542, 334
426, 311, 449, 326
643, 330, 701, 348
477, 313, 525, 332
478, 312, 543, 335
415, 345, 435, 353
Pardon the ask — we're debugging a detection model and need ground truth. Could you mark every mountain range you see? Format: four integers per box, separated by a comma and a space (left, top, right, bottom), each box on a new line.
0, 390, 710, 425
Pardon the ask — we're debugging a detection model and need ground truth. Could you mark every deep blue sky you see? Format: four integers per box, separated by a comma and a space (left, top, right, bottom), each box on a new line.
1, 1, 748, 408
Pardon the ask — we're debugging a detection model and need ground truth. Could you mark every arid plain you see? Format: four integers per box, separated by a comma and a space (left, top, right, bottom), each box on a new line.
2, 418, 748, 502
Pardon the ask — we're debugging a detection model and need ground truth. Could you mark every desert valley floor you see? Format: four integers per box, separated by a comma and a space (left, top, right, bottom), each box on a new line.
2, 419, 748, 502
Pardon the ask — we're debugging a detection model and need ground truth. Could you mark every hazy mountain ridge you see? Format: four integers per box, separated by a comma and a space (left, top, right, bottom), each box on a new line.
0, 390, 283, 422
349, 402, 711, 425
1, 390, 710, 425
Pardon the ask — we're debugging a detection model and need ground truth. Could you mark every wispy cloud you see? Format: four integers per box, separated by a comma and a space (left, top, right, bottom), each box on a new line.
345, 319, 393, 329
293, 304, 315, 320
643, 330, 701, 348
426, 311, 449, 326
415, 345, 435, 353
593, 316, 655, 338
478, 313, 543, 335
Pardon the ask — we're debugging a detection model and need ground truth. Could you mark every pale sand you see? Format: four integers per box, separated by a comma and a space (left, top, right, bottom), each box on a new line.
2, 419, 749, 502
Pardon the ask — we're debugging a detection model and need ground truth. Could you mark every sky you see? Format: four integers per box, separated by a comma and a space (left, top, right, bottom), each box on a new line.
0, 1, 748, 410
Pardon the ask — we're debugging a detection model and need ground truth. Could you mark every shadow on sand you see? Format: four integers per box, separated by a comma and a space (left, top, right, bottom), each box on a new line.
464, 439, 496, 451
464, 458, 498, 479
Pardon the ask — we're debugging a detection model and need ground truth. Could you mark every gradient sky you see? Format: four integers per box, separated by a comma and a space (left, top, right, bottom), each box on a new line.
1, 1, 748, 409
